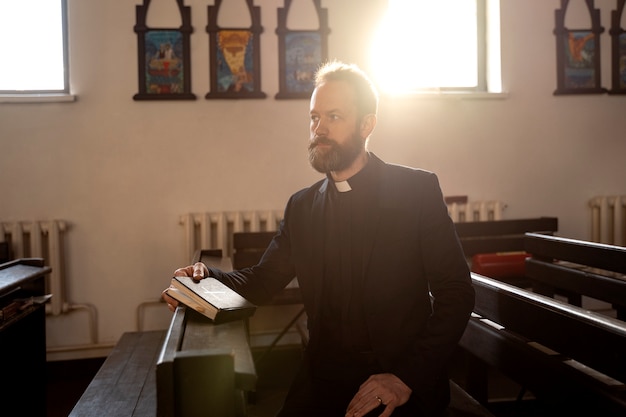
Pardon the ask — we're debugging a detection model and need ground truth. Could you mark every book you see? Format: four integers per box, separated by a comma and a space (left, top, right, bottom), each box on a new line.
166, 276, 256, 323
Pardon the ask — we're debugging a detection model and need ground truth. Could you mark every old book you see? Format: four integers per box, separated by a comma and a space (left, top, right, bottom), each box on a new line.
166, 276, 256, 323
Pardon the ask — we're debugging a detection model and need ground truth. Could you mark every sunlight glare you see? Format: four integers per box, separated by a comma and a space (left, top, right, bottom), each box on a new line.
0, 1, 65, 91
370, 0, 478, 94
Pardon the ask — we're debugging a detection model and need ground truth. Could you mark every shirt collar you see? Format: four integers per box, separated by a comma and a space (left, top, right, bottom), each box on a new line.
329, 153, 374, 193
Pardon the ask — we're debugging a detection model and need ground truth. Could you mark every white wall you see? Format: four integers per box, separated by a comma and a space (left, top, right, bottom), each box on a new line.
1, 0, 625, 359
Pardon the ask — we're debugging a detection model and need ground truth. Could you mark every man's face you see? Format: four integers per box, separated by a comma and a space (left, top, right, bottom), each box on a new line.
308, 81, 364, 174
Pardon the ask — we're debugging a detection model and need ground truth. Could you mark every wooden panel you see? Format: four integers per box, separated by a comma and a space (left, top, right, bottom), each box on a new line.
70, 331, 166, 417
469, 274, 626, 388
174, 350, 236, 417
455, 217, 558, 257
526, 259, 626, 308
0, 258, 50, 416
448, 380, 495, 417
455, 217, 558, 238
181, 308, 257, 391
525, 232, 626, 274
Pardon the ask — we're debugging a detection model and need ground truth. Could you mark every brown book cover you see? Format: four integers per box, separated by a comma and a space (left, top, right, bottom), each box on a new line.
166, 276, 256, 323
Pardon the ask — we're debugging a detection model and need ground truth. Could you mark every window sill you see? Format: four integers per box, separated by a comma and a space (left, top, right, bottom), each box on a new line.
381, 91, 509, 100
0, 93, 77, 103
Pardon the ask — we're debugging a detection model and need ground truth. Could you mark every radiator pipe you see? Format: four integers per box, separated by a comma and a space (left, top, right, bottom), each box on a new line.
136, 298, 165, 331
46, 302, 98, 344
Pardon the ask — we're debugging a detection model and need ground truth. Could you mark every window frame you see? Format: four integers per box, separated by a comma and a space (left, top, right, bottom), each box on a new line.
0, 0, 74, 102
372, 0, 504, 98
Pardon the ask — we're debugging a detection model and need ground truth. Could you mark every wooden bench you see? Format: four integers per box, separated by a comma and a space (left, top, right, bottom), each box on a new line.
524, 232, 626, 320
0, 258, 50, 416
71, 256, 257, 417
454, 217, 558, 287
69, 330, 165, 417
457, 273, 626, 416
455, 217, 559, 257
156, 306, 256, 416
70, 308, 256, 417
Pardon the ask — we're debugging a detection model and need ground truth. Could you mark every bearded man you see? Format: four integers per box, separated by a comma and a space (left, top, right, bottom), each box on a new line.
163, 61, 474, 417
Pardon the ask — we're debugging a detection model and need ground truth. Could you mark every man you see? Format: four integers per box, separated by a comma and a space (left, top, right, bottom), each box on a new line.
163, 61, 474, 417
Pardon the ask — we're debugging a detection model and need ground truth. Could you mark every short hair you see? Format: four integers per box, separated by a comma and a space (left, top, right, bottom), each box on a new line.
314, 60, 378, 119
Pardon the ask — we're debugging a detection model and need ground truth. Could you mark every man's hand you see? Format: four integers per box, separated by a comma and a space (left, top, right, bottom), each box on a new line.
161, 262, 209, 311
345, 373, 412, 417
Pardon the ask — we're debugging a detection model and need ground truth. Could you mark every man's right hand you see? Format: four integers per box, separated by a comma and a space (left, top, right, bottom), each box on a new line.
161, 262, 209, 311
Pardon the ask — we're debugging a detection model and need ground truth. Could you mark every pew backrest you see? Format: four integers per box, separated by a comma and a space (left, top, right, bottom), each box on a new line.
460, 273, 626, 416
524, 232, 626, 318
454, 217, 558, 257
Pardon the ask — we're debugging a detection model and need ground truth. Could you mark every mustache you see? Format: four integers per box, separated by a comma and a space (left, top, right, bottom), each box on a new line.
310, 136, 336, 148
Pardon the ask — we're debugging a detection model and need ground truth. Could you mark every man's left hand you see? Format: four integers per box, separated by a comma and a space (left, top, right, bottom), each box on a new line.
345, 373, 412, 417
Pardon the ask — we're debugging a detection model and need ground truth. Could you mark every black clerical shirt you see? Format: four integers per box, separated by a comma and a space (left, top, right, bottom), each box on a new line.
315, 155, 382, 379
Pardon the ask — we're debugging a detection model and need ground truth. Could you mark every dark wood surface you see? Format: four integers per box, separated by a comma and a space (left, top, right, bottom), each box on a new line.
159, 306, 257, 392
0, 241, 9, 263
0, 258, 51, 417
70, 310, 257, 417
71, 255, 256, 417
524, 232, 626, 318
459, 273, 626, 416
448, 380, 495, 417
525, 232, 626, 273
455, 217, 558, 257
69, 331, 165, 417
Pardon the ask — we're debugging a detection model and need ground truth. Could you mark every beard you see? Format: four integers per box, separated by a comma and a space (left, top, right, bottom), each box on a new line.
308, 132, 364, 174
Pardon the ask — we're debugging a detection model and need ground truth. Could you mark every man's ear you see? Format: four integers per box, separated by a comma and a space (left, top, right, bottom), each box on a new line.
360, 114, 377, 139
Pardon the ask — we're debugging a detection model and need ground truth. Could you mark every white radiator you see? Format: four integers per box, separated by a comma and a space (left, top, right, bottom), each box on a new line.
180, 210, 284, 260
447, 200, 506, 223
590, 195, 626, 246
181, 201, 505, 260
1, 220, 68, 316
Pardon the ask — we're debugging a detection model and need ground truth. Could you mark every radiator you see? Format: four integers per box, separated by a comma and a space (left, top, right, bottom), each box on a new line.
180, 211, 284, 260
590, 195, 626, 246
447, 200, 506, 223
1, 220, 68, 316
181, 201, 505, 260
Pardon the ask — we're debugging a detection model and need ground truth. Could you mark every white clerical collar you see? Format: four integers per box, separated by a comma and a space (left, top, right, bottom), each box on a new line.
334, 180, 352, 192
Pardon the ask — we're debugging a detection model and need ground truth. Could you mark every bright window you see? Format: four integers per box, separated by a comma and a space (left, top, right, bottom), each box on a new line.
370, 0, 501, 95
0, 0, 69, 93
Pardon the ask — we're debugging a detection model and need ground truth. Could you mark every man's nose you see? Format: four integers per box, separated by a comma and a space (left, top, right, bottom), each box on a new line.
314, 120, 328, 135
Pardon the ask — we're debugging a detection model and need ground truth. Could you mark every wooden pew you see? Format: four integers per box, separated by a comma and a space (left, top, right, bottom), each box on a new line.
70, 256, 257, 417
156, 306, 256, 416
524, 232, 626, 320
69, 330, 166, 417
455, 217, 558, 257
457, 273, 626, 416
454, 217, 558, 287
0, 258, 50, 416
